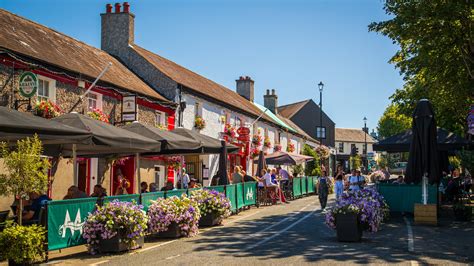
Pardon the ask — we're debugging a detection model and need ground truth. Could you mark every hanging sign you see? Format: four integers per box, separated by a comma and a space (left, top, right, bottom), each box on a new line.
122, 95, 137, 122
18, 72, 38, 98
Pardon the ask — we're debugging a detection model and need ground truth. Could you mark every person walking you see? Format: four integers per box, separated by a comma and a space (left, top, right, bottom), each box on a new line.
349, 169, 361, 191
318, 170, 329, 210
334, 169, 344, 200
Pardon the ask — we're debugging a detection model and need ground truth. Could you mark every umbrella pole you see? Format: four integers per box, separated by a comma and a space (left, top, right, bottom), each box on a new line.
72, 144, 78, 187
422, 173, 428, 205
136, 153, 141, 194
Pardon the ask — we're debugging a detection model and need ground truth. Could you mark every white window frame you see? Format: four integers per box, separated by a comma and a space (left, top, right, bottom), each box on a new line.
37, 75, 56, 103
87, 91, 103, 111
316, 126, 326, 139
338, 142, 344, 153
195, 102, 203, 117
155, 110, 167, 127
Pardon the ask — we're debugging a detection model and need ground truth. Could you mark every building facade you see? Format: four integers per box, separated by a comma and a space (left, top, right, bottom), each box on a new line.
335, 128, 376, 172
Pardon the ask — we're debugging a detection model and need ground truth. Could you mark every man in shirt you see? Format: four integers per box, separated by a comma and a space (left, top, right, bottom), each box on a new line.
23, 192, 50, 222
180, 169, 190, 189
349, 169, 361, 191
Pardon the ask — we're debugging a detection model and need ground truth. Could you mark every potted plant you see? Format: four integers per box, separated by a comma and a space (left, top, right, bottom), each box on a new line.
147, 196, 200, 238
287, 143, 295, 153
190, 189, 231, 226
82, 200, 148, 254
194, 116, 206, 130
87, 108, 110, 123
33, 100, 61, 119
0, 223, 46, 266
223, 123, 236, 141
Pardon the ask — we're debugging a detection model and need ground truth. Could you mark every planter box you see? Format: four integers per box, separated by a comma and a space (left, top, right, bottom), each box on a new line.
336, 213, 362, 242
414, 203, 437, 225
199, 212, 223, 227
157, 222, 182, 238
99, 235, 144, 253
8, 260, 33, 266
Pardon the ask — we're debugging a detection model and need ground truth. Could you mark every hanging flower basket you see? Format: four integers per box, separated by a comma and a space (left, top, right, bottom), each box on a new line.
155, 124, 168, 131
251, 148, 261, 159
263, 136, 272, 149
316, 145, 330, 159
287, 143, 295, 153
223, 123, 236, 140
274, 144, 282, 152
252, 134, 262, 146
194, 116, 206, 130
165, 156, 183, 171
34, 100, 61, 119
190, 189, 231, 227
87, 108, 110, 123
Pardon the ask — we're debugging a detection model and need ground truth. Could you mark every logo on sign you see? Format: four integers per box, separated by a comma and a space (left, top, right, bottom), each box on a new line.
18, 72, 38, 98
246, 187, 254, 200
58, 209, 85, 238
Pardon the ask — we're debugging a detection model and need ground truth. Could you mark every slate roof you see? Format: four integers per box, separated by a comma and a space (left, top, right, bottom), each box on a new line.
335, 128, 375, 143
0, 9, 171, 103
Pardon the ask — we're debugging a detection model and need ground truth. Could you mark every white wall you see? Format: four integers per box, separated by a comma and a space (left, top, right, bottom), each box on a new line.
335, 141, 373, 156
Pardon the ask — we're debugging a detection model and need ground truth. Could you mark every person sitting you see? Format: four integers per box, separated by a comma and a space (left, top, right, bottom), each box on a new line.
242, 170, 257, 182
63, 186, 88, 200
161, 181, 175, 191
23, 192, 50, 223
188, 178, 200, 188
90, 185, 107, 198
232, 166, 243, 184
393, 175, 405, 184
149, 183, 157, 192
140, 182, 148, 193
270, 168, 278, 184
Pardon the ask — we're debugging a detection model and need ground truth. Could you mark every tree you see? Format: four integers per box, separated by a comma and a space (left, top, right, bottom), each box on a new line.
377, 104, 412, 139
369, 0, 474, 136
302, 144, 321, 176
350, 154, 362, 170
0, 136, 50, 225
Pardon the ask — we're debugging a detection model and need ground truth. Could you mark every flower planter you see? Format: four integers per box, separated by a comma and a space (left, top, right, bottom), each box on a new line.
8, 260, 33, 266
199, 212, 223, 227
414, 203, 437, 225
336, 213, 362, 242
98, 235, 144, 253
157, 222, 183, 238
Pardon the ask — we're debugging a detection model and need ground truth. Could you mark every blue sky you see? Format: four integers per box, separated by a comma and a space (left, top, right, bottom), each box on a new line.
0, 0, 403, 131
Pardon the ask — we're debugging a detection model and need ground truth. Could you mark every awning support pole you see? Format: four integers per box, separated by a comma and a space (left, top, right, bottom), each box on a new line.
136, 153, 141, 194
73, 144, 78, 186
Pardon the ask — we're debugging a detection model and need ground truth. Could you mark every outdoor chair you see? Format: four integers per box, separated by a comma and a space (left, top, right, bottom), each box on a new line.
281, 180, 292, 200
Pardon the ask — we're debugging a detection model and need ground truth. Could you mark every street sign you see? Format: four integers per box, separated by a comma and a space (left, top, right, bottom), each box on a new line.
18, 71, 38, 98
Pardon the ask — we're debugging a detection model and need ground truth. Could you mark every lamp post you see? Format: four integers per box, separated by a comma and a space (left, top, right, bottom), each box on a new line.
363, 116, 367, 173
318, 81, 324, 147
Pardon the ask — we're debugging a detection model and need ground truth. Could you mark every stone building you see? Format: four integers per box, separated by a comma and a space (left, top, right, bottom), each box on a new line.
0, 8, 176, 210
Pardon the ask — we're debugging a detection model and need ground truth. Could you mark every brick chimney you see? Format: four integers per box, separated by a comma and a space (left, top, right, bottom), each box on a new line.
236, 76, 254, 102
101, 2, 134, 57
264, 89, 278, 114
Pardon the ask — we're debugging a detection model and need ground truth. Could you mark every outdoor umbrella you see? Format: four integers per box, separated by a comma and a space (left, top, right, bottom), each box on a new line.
405, 99, 439, 185
255, 150, 267, 177
121, 122, 201, 153
171, 127, 239, 154
217, 140, 229, 185
265, 151, 313, 165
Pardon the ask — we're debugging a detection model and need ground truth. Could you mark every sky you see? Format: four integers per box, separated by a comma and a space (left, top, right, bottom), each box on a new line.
0, 0, 403, 131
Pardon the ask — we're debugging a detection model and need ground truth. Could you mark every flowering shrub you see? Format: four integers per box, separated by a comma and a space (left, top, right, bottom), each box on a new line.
223, 123, 236, 139
287, 143, 295, 153
83, 200, 148, 254
147, 196, 201, 237
251, 147, 261, 159
87, 108, 109, 123
370, 170, 385, 183
194, 116, 206, 130
252, 134, 262, 146
165, 156, 183, 171
325, 188, 389, 233
34, 100, 61, 119
263, 136, 272, 148
315, 145, 330, 159
274, 144, 282, 152
190, 189, 231, 220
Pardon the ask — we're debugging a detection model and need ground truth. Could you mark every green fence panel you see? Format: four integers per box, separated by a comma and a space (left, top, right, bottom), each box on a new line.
307, 177, 315, 193
141, 191, 165, 212
236, 183, 245, 209
187, 187, 202, 196
293, 177, 301, 197
165, 189, 188, 199
104, 194, 140, 204
47, 197, 98, 251
225, 184, 237, 212
243, 182, 257, 206
377, 183, 438, 213
301, 177, 307, 195
204, 185, 225, 193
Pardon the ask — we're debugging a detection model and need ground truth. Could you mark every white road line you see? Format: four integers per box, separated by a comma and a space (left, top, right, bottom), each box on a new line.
165, 254, 181, 260
89, 260, 110, 266
135, 239, 178, 253
245, 207, 318, 250
403, 216, 415, 252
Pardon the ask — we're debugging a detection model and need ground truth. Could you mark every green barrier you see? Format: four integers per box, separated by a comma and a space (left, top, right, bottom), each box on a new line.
204, 185, 225, 193
47, 197, 98, 251
104, 194, 140, 204
187, 187, 202, 196
301, 177, 307, 195
165, 189, 188, 198
307, 176, 315, 193
236, 183, 245, 209
243, 182, 257, 206
141, 191, 165, 212
377, 183, 438, 213
293, 177, 301, 197
225, 184, 237, 212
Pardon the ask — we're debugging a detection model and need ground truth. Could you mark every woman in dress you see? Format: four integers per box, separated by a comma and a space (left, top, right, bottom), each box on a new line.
334, 168, 345, 200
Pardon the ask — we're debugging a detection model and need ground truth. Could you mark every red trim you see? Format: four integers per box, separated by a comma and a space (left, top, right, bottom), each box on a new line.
137, 98, 174, 115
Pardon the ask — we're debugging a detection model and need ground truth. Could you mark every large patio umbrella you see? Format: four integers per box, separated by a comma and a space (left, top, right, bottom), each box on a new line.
171, 127, 239, 154
217, 140, 229, 185
255, 150, 267, 177
405, 99, 439, 185
265, 151, 313, 165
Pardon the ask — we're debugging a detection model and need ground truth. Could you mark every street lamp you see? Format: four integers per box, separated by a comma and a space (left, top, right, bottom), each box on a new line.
363, 116, 367, 172
318, 81, 324, 147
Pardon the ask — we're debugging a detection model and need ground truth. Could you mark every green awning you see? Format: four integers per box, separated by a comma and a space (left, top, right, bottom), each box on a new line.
253, 102, 297, 133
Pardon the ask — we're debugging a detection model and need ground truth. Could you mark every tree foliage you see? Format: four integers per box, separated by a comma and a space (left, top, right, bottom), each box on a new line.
377, 103, 412, 139
350, 154, 362, 170
369, 0, 474, 136
302, 144, 321, 176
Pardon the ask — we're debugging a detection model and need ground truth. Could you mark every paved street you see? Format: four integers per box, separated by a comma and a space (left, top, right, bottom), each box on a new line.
43, 195, 474, 265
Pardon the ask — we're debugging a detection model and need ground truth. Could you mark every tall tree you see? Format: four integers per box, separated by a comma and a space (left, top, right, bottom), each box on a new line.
377, 103, 412, 139
369, 0, 474, 136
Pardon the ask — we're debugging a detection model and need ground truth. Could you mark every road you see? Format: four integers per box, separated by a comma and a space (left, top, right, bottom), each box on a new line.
46, 195, 473, 265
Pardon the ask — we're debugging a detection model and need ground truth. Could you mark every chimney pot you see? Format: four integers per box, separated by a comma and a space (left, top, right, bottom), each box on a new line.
123, 2, 130, 13
236, 75, 255, 102
106, 3, 113, 13
114, 3, 121, 13
266, 89, 270, 95
272, 89, 275, 95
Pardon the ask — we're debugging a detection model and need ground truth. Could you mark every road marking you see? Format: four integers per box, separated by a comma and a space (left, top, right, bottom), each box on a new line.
135, 239, 178, 253
403, 216, 414, 252
245, 207, 318, 250
89, 260, 110, 266
165, 254, 181, 260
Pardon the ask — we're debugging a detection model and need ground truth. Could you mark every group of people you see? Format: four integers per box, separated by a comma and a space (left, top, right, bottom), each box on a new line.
439, 169, 472, 203
63, 184, 107, 200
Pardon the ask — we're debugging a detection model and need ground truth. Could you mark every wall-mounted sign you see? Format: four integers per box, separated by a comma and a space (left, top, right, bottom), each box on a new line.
237, 127, 250, 136
122, 113, 136, 122
18, 72, 38, 98
122, 95, 137, 122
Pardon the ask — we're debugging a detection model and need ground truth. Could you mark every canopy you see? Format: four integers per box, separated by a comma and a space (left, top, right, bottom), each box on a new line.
265, 151, 313, 165
170, 127, 239, 154
0, 106, 91, 145
255, 150, 267, 177
121, 122, 201, 153
52, 113, 160, 157
373, 127, 473, 152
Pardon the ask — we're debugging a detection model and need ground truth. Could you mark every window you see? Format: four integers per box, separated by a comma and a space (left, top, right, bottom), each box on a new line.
351, 144, 356, 154
37, 76, 56, 103
316, 126, 326, 139
194, 102, 202, 117
155, 111, 167, 127
338, 142, 344, 153
275, 131, 280, 144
